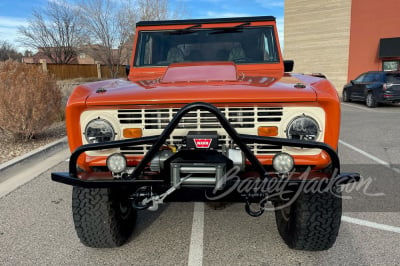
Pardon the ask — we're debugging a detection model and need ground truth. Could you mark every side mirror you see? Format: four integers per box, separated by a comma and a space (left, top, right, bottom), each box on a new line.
350, 80, 355, 85
284, 60, 294, 72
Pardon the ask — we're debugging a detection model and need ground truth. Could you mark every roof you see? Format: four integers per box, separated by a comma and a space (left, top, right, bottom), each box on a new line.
366, 71, 400, 73
136, 16, 276, 27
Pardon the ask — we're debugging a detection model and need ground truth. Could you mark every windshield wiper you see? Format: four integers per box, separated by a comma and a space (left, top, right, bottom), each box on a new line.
208, 22, 251, 35
233, 22, 251, 28
169, 24, 202, 35
185, 24, 202, 30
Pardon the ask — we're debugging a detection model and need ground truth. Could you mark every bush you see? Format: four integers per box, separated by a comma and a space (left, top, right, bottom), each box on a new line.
0, 61, 62, 140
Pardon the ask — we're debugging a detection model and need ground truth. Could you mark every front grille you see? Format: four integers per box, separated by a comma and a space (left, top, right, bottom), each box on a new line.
118, 107, 283, 155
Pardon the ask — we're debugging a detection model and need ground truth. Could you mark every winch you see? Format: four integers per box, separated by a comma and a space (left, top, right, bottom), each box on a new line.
148, 131, 245, 190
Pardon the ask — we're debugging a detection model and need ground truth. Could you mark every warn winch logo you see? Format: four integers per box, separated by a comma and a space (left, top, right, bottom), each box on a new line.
193, 139, 212, 148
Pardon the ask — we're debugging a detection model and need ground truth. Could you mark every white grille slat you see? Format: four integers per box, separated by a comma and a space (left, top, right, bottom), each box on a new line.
118, 106, 283, 155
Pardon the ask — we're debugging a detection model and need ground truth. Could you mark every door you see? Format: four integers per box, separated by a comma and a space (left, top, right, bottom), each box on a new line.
351, 73, 367, 100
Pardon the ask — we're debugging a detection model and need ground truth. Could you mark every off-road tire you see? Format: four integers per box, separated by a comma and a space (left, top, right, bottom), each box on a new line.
72, 187, 137, 248
274, 189, 342, 251
342, 89, 351, 102
366, 92, 377, 108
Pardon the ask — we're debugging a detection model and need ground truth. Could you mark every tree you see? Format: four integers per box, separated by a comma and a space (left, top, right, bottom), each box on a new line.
0, 41, 22, 61
78, 0, 188, 78
137, 0, 169, 21
77, 0, 136, 78
137, 0, 189, 21
18, 0, 83, 64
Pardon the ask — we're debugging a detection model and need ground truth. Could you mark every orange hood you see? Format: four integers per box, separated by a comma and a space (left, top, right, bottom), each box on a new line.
82, 62, 317, 106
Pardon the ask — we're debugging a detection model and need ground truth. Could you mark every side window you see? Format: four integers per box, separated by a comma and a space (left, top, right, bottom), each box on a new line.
263, 35, 271, 61
262, 29, 278, 62
374, 73, 383, 82
143, 37, 153, 65
135, 34, 152, 66
363, 74, 375, 83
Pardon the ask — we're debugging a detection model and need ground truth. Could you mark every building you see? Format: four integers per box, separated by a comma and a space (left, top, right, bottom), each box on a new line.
284, 0, 400, 92
347, 0, 400, 81
22, 48, 77, 64
22, 42, 133, 65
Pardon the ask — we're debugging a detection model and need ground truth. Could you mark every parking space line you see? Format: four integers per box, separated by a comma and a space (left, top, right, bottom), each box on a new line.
342, 103, 400, 113
341, 103, 377, 112
339, 140, 400, 174
339, 140, 389, 165
342, 216, 400, 233
339, 140, 400, 233
188, 202, 204, 266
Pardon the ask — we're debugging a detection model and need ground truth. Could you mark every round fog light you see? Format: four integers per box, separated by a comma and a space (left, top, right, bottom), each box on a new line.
107, 153, 127, 173
272, 153, 294, 174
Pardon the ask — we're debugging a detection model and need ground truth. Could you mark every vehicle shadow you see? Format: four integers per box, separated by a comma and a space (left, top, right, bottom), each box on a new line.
129, 203, 169, 240
343, 100, 400, 109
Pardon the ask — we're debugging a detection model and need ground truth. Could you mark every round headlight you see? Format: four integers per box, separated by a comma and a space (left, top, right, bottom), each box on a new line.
286, 115, 320, 141
84, 118, 115, 144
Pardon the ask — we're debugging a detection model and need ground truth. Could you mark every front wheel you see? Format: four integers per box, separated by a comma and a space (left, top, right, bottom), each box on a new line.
274, 189, 342, 251
342, 89, 351, 102
72, 187, 137, 248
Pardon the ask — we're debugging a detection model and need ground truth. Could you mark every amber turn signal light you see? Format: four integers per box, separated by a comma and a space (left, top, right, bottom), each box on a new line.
123, 128, 142, 138
258, 126, 278, 137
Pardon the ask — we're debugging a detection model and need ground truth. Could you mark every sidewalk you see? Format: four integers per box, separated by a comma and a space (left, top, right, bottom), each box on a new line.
0, 137, 69, 198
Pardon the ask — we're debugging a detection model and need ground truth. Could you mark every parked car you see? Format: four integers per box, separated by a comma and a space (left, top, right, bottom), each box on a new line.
343, 71, 400, 107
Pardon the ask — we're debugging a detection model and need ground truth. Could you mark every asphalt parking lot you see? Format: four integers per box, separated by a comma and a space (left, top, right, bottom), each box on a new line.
0, 102, 399, 266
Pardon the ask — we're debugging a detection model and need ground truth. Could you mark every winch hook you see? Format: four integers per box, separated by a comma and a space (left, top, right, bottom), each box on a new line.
131, 186, 153, 210
245, 200, 265, 217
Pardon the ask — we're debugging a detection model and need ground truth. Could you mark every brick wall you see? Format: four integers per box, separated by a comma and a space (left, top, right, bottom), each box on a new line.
284, 0, 351, 92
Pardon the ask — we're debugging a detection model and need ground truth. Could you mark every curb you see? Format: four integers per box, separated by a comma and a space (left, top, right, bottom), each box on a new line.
0, 137, 68, 173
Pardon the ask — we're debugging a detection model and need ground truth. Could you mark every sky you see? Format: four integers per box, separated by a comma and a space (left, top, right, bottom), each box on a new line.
0, 0, 284, 52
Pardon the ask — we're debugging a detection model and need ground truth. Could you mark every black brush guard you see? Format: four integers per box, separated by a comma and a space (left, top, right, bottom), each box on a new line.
52, 102, 360, 193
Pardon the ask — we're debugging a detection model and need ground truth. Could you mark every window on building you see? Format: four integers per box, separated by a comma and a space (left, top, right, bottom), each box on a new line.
79, 53, 86, 59
383, 60, 399, 71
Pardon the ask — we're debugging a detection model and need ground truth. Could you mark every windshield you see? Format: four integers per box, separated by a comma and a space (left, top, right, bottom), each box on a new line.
134, 26, 279, 67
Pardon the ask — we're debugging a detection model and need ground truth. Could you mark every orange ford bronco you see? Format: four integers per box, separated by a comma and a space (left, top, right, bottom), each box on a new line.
52, 16, 359, 250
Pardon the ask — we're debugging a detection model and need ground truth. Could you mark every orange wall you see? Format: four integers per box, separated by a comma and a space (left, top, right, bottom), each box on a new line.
348, 0, 400, 80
